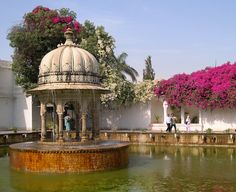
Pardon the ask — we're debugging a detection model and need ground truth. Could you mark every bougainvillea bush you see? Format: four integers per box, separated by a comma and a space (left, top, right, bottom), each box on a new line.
154, 62, 236, 109
8, 6, 80, 89
30, 6, 80, 32
8, 5, 141, 106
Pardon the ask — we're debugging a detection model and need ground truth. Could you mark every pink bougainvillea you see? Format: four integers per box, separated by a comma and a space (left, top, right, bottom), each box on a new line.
29, 6, 80, 32
154, 62, 236, 109
52, 17, 60, 24
32, 6, 50, 14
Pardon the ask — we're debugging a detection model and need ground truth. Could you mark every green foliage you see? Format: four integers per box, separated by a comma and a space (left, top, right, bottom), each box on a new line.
79, 20, 99, 58
8, 6, 80, 89
224, 128, 230, 133
8, 6, 153, 107
101, 65, 135, 107
10, 127, 18, 133
101, 78, 156, 107
58, 8, 77, 18
155, 115, 159, 123
133, 80, 155, 103
46, 121, 54, 129
115, 52, 138, 82
206, 128, 213, 133
95, 25, 117, 78
143, 56, 155, 80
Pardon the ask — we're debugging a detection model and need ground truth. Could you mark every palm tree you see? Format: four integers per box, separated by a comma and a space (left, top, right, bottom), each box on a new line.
115, 52, 139, 82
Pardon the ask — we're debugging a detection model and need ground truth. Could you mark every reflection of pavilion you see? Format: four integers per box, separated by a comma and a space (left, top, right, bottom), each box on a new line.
28, 28, 108, 142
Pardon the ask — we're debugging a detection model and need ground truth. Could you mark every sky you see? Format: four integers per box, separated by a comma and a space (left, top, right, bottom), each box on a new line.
1, 0, 236, 81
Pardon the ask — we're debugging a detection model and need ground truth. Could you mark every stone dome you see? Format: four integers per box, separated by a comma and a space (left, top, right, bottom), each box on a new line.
38, 28, 100, 85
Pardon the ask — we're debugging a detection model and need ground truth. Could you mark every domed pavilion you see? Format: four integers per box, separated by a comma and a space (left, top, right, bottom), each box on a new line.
10, 28, 129, 173
29, 28, 108, 142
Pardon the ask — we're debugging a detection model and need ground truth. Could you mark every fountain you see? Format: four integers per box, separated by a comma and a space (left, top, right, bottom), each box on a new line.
9, 28, 129, 173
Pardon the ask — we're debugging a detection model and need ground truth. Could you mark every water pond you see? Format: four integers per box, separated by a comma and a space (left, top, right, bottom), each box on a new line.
1, 145, 236, 192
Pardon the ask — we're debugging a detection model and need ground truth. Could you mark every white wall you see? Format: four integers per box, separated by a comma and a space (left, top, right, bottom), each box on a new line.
100, 102, 151, 130
0, 60, 34, 131
202, 109, 236, 131
100, 99, 236, 131
0, 98, 13, 129
150, 98, 236, 132
32, 99, 40, 130
0, 61, 14, 129
13, 86, 33, 130
150, 98, 164, 123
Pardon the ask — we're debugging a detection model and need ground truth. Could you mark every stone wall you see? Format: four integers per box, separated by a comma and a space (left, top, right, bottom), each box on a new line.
0, 132, 40, 145
10, 141, 129, 173
100, 131, 236, 146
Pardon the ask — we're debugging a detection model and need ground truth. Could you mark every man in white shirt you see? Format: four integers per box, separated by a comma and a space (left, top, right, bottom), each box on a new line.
165, 114, 172, 132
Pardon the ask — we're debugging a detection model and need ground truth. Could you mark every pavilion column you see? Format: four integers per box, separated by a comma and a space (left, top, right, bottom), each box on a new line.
163, 100, 168, 124
40, 102, 47, 142
181, 107, 185, 124
81, 99, 88, 142
81, 113, 88, 142
74, 103, 80, 140
55, 111, 59, 140
56, 100, 64, 142
74, 110, 78, 132
58, 113, 64, 141
91, 108, 96, 140
199, 109, 203, 132
92, 98, 100, 140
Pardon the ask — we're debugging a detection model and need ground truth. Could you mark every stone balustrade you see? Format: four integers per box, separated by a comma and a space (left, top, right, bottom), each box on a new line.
100, 130, 236, 146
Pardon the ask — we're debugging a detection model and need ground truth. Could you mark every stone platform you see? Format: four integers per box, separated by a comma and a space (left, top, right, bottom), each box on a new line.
9, 140, 129, 173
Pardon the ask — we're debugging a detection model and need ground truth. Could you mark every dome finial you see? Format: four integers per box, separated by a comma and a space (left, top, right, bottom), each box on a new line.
64, 28, 73, 45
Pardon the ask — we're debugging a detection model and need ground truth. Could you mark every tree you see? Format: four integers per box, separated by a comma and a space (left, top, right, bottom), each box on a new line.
100, 65, 135, 107
143, 56, 155, 80
134, 80, 155, 103
115, 52, 138, 82
8, 6, 141, 106
8, 7, 138, 89
8, 6, 80, 89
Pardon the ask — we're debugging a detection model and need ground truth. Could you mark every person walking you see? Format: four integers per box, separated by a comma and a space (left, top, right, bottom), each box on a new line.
171, 113, 177, 133
185, 115, 191, 132
165, 114, 172, 132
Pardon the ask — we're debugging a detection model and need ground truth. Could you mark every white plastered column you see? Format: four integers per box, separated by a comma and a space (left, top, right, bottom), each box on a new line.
40, 102, 47, 141
163, 101, 168, 124
56, 100, 64, 142
199, 109, 203, 132
92, 97, 100, 140
81, 99, 88, 142
181, 107, 185, 124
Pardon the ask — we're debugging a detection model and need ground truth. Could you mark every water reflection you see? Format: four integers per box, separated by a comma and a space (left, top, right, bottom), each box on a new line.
1, 145, 236, 192
129, 145, 236, 191
0, 147, 8, 158
129, 145, 236, 161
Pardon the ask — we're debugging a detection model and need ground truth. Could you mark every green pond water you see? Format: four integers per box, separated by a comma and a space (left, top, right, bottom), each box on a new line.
1, 145, 236, 192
